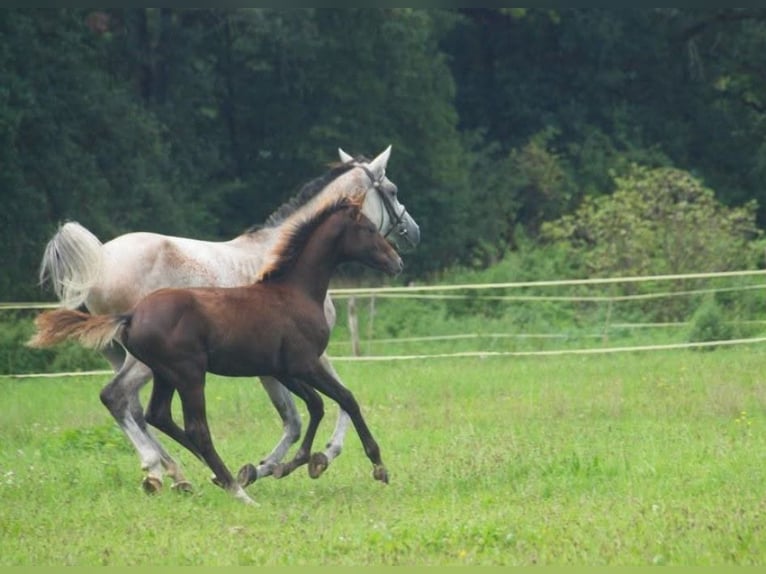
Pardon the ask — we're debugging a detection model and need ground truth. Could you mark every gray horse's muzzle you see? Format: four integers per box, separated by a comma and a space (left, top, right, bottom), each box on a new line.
396, 211, 420, 250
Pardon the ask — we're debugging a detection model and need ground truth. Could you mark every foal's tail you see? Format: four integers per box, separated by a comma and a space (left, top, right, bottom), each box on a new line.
27, 309, 128, 351
39, 221, 104, 309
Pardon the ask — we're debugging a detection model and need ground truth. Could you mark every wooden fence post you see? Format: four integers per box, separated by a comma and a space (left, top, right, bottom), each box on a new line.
367, 295, 376, 353
348, 296, 360, 356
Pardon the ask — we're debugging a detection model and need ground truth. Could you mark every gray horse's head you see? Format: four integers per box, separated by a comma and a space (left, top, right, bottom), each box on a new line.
339, 145, 421, 251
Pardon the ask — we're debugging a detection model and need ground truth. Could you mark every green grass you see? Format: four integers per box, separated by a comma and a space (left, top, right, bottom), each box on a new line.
1, 347, 765, 565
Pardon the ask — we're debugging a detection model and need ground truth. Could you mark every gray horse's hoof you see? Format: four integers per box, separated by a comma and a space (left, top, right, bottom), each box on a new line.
171, 480, 194, 494
142, 475, 163, 494
308, 452, 329, 479
237, 463, 258, 488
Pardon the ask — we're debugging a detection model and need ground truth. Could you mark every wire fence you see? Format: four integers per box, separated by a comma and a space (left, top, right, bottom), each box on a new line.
7, 268, 766, 307
3, 268, 766, 378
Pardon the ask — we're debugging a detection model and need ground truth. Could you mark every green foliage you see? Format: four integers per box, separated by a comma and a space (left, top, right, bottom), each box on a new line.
439, 235, 583, 325
461, 127, 578, 258
540, 165, 763, 322
543, 165, 762, 278
505, 128, 575, 233
0, 10, 201, 300
0, 313, 51, 375
0, 312, 104, 375
6, 9, 766, 300
686, 298, 733, 348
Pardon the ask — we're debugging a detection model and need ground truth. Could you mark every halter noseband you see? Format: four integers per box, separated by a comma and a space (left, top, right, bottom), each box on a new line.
359, 165, 409, 240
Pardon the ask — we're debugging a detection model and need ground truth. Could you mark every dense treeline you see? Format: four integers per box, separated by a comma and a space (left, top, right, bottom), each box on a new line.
3, 8, 766, 300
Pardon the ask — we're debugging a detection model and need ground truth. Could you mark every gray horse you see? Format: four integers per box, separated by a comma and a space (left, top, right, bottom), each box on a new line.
39, 146, 420, 493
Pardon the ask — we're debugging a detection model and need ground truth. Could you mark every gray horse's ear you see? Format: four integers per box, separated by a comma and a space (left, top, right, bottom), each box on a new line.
367, 145, 392, 179
338, 148, 354, 163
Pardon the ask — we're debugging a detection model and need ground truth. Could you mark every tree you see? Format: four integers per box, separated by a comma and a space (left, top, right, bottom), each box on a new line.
541, 164, 762, 278
0, 10, 196, 300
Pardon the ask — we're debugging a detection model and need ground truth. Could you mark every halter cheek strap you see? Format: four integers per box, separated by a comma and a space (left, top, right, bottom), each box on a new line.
359, 166, 408, 240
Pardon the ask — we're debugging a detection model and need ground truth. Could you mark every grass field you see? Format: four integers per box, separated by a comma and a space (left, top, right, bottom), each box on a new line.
1, 346, 765, 565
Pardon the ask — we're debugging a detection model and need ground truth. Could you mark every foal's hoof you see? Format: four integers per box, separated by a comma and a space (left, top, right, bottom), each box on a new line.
237, 463, 258, 488
171, 480, 194, 494
210, 474, 225, 489
308, 453, 329, 479
373, 465, 389, 484
142, 476, 163, 495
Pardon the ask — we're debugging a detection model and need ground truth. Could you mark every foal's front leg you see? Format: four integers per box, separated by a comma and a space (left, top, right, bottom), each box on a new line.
307, 353, 352, 479
305, 363, 389, 484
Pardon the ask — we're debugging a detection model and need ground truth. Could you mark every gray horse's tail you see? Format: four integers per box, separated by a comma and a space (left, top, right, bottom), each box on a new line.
39, 222, 104, 309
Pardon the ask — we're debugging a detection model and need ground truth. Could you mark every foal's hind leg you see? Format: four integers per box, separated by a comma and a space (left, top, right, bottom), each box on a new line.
171, 372, 254, 504
145, 372, 205, 461
99, 350, 182, 492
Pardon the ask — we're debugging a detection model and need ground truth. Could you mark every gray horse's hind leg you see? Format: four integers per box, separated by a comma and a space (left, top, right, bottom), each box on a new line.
308, 353, 352, 479
244, 376, 302, 482
100, 347, 190, 492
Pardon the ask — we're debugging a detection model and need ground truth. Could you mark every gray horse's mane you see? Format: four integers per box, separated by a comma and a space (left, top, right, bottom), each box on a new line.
257, 195, 364, 282
246, 155, 368, 234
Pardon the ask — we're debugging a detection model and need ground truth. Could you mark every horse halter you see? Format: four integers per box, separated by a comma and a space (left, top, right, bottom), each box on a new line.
359, 165, 410, 241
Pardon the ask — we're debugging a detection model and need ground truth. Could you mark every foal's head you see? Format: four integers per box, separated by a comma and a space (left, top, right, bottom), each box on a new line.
338, 206, 404, 276
258, 199, 403, 281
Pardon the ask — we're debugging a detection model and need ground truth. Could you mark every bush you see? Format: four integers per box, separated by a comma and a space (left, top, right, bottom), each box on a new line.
0, 311, 105, 375
686, 298, 734, 349
541, 164, 763, 322
542, 165, 762, 278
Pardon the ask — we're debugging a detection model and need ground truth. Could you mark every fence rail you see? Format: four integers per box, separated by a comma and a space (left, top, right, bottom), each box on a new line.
328, 268, 766, 297
4, 268, 766, 379
4, 268, 766, 310
5, 335, 766, 379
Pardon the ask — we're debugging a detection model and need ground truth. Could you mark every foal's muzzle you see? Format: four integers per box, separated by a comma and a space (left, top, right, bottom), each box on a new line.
387, 255, 404, 276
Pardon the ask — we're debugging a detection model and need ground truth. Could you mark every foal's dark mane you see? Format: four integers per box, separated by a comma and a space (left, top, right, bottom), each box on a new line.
258, 196, 363, 282
246, 156, 369, 235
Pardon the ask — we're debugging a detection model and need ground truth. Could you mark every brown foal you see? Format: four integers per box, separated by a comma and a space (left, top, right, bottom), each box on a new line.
29, 198, 403, 504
